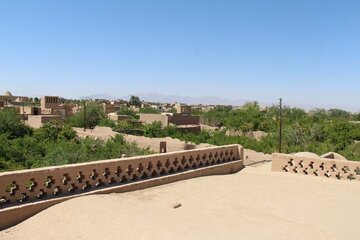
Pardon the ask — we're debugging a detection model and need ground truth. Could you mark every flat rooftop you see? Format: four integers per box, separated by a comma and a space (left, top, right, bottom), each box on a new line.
1, 162, 359, 240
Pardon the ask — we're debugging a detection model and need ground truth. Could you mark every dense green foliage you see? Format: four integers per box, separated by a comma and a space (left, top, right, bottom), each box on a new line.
139, 106, 160, 113
0, 110, 152, 172
138, 103, 360, 161
2, 99, 360, 173
117, 106, 137, 118
188, 103, 360, 160
136, 121, 278, 153
112, 121, 144, 135
67, 102, 105, 129
0, 108, 33, 139
98, 118, 116, 128
129, 95, 141, 107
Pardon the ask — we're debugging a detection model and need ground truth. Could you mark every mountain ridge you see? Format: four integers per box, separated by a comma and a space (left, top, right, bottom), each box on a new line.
80, 92, 248, 106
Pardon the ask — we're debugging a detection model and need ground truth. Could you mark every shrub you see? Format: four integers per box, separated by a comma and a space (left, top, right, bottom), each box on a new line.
0, 108, 32, 139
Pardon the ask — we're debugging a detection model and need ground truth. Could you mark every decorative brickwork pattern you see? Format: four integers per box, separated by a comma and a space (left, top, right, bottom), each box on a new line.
272, 153, 360, 181
0, 145, 242, 209
0, 145, 244, 230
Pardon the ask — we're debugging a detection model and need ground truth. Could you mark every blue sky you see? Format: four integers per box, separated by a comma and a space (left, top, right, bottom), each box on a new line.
0, 0, 359, 110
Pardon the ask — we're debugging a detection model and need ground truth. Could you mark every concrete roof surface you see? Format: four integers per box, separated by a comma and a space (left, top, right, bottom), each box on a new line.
1, 162, 360, 240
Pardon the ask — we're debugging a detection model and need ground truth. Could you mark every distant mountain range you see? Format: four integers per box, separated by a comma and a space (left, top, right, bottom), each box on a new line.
80, 93, 119, 101
81, 92, 249, 106
79, 92, 358, 111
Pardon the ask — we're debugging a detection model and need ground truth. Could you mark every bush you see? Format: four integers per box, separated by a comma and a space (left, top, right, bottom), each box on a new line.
341, 143, 360, 161
0, 108, 32, 139
0, 121, 153, 172
67, 102, 105, 129
112, 121, 144, 135
34, 122, 77, 142
129, 95, 141, 107
98, 118, 116, 128
117, 106, 136, 117
139, 107, 160, 114
143, 121, 163, 137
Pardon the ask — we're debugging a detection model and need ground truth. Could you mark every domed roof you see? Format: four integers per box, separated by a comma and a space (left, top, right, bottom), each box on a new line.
293, 152, 320, 158
321, 152, 347, 160
3, 91, 13, 97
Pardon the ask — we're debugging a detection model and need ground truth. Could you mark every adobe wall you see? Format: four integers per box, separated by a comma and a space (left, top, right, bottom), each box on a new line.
103, 103, 116, 114
139, 113, 169, 126
176, 125, 201, 133
40, 96, 60, 109
0, 145, 244, 230
168, 114, 200, 126
109, 114, 131, 121
26, 115, 63, 128
19, 106, 35, 115
272, 153, 360, 181
174, 104, 192, 115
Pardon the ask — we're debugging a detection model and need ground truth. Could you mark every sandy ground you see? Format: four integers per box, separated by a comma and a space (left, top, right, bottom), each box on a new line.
74, 127, 213, 153
73, 127, 272, 165
123, 134, 213, 152
73, 127, 118, 140
1, 162, 359, 240
243, 149, 272, 165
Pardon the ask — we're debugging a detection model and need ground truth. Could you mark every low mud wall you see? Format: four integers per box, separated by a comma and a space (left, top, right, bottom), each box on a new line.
272, 153, 360, 181
0, 145, 244, 230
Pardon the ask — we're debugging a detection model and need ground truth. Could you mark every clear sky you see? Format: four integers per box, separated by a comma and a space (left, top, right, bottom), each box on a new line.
0, 0, 359, 110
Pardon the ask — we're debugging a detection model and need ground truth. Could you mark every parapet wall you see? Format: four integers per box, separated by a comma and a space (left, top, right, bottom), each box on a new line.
168, 114, 200, 126
272, 153, 360, 181
139, 113, 169, 126
0, 145, 244, 230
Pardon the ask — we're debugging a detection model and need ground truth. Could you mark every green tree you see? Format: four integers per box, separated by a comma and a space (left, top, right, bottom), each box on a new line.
143, 121, 163, 137
140, 106, 160, 113
117, 106, 137, 118
328, 109, 351, 119
354, 113, 360, 121
68, 102, 105, 129
33, 97, 40, 104
129, 95, 141, 107
34, 122, 76, 142
98, 118, 116, 128
0, 108, 32, 139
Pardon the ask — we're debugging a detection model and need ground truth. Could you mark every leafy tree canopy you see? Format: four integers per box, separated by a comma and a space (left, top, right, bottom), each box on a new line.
129, 95, 141, 107
67, 102, 105, 129
0, 108, 32, 139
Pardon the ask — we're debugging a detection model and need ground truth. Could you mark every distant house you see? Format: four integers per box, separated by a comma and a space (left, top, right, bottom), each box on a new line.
27, 115, 63, 128
40, 96, 71, 119
0, 91, 29, 106
108, 113, 131, 122
102, 102, 116, 114
19, 106, 41, 116
139, 103, 200, 132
